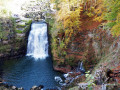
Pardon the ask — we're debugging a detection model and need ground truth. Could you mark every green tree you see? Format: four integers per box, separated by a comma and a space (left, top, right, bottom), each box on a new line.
104, 0, 120, 36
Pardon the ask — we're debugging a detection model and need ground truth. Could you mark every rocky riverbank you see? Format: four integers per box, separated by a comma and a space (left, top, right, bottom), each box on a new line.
0, 81, 44, 90
0, 81, 24, 90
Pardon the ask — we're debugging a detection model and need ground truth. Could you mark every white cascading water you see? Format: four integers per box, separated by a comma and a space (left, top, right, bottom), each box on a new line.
26, 22, 48, 59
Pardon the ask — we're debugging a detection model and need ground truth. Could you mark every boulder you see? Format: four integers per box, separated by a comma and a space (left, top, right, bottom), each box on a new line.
3, 84, 9, 88
12, 86, 17, 90
65, 79, 70, 84
30, 86, 38, 90
38, 85, 44, 89
46, 88, 59, 90
18, 87, 24, 90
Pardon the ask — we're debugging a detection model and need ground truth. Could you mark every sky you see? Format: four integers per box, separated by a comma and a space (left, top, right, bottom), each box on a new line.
0, 0, 30, 15
7, 0, 29, 14
0, 0, 51, 17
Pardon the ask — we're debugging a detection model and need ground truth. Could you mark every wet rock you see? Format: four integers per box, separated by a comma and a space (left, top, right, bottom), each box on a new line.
0, 83, 24, 90
30, 85, 44, 90
78, 83, 88, 90
12, 86, 17, 90
38, 85, 44, 89
0, 86, 8, 90
3, 84, 9, 88
55, 76, 63, 83
18, 87, 24, 90
46, 88, 59, 90
65, 79, 70, 84
30, 86, 38, 90
64, 73, 69, 78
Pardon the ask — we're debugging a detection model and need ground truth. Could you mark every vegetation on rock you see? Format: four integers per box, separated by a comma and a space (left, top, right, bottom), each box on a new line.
46, 0, 120, 88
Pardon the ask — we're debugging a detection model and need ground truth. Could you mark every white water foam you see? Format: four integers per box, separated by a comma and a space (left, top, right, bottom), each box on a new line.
26, 22, 48, 59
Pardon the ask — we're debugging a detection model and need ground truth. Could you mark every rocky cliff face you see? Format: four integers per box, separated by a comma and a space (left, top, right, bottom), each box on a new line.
0, 17, 32, 60
51, 18, 120, 73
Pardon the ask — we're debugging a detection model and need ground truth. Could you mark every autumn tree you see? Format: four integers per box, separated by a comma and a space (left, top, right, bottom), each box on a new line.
56, 0, 82, 45
104, 0, 120, 36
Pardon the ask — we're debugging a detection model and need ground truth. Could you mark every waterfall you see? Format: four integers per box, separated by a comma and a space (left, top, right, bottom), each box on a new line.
26, 22, 48, 59
77, 62, 85, 73
79, 62, 85, 73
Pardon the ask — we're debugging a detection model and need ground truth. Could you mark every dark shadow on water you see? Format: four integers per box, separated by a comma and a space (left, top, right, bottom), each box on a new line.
1, 56, 62, 90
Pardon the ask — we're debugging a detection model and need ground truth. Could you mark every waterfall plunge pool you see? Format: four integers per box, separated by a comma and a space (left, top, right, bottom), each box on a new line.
1, 56, 63, 90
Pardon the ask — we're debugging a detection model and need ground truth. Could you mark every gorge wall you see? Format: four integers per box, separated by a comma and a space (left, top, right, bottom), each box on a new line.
51, 20, 120, 73
0, 17, 32, 60
47, 0, 120, 73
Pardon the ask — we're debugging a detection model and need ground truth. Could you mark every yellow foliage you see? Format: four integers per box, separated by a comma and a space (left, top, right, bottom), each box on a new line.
92, 0, 104, 22
56, 0, 82, 44
111, 23, 120, 36
94, 16, 103, 22
63, 8, 81, 44
87, 12, 94, 17
65, 37, 70, 45
111, 13, 120, 36
116, 13, 120, 23
65, 29, 70, 36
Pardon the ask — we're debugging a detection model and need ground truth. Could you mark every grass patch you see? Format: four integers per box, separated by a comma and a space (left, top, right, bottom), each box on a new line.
23, 20, 32, 33
16, 30, 23, 33
16, 24, 26, 28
